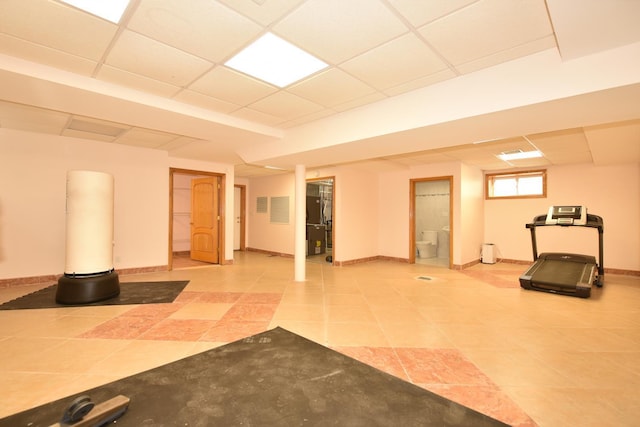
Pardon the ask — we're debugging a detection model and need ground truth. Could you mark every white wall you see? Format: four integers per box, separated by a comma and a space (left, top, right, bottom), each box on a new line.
0, 129, 168, 278
484, 162, 640, 271
459, 163, 485, 264
376, 161, 484, 267
332, 166, 379, 262
246, 166, 379, 263
378, 169, 410, 259
0, 129, 237, 280
247, 173, 295, 255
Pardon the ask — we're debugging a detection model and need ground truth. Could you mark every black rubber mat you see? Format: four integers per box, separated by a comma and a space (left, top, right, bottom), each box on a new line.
0, 327, 508, 426
0, 280, 189, 310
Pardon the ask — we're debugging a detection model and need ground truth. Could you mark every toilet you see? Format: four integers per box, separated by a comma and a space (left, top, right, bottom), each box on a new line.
416, 230, 438, 258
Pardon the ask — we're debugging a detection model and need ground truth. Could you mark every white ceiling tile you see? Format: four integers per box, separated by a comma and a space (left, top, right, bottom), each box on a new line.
341, 33, 449, 90
444, 146, 495, 161
172, 90, 240, 114
96, 65, 182, 97
0, 34, 97, 76
231, 108, 286, 127
67, 116, 130, 136
504, 157, 551, 167
584, 120, 640, 165
527, 128, 589, 154
0, 101, 68, 134
279, 109, 337, 128
288, 68, 376, 107
454, 35, 556, 75
419, 0, 553, 66
545, 150, 593, 165
248, 91, 325, 120
332, 92, 388, 112
547, 0, 640, 60
273, 0, 409, 64
383, 68, 457, 96
218, 0, 305, 26
128, 0, 263, 63
387, 0, 478, 27
0, 0, 117, 61
105, 30, 213, 86
62, 128, 117, 142
158, 135, 201, 151
189, 66, 278, 105
116, 128, 179, 148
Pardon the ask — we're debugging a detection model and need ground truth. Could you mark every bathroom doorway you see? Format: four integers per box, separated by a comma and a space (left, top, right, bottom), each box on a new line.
410, 177, 452, 268
306, 177, 335, 265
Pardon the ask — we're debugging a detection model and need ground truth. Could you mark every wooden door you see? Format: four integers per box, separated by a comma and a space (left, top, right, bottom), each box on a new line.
190, 177, 219, 263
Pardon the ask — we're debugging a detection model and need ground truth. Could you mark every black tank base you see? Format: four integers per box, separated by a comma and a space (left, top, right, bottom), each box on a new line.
56, 271, 120, 304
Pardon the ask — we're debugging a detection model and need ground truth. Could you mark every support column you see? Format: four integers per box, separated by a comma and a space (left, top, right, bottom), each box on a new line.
294, 164, 306, 282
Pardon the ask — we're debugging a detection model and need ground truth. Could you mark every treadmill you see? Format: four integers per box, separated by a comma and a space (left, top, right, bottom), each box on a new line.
519, 205, 604, 298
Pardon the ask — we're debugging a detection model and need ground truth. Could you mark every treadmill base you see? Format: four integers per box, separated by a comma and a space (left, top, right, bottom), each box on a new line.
520, 253, 597, 298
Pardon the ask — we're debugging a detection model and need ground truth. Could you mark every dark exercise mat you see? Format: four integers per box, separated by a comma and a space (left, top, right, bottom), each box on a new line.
0, 280, 189, 310
0, 327, 508, 427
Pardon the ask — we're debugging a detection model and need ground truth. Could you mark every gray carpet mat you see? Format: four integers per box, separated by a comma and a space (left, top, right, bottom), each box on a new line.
0, 327, 508, 426
0, 280, 189, 310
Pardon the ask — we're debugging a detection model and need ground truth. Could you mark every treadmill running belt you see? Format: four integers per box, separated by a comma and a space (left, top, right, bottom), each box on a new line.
533, 259, 588, 289
520, 254, 596, 298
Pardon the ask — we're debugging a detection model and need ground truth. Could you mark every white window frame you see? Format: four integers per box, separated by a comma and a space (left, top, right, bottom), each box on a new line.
485, 169, 547, 200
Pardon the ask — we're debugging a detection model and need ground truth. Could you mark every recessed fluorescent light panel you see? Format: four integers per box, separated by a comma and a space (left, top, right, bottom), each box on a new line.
497, 150, 543, 161
58, 0, 130, 23
225, 33, 328, 88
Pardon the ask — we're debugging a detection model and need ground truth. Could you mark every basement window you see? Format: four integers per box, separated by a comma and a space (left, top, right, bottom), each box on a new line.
485, 169, 546, 199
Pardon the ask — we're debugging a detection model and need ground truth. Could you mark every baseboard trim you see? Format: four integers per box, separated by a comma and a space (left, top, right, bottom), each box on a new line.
246, 247, 293, 258
4, 256, 637, 289
0, 265, 168, 289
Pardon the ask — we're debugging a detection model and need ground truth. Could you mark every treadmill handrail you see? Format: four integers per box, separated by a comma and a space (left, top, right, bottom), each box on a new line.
525, 213, 604, 281
526, 213, 603, 230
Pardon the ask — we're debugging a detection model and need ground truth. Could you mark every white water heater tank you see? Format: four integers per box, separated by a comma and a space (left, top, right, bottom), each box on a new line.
482, 243, 496, 264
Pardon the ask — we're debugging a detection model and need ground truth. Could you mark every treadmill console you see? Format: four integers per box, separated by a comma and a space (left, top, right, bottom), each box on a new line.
545, 205, 587, 226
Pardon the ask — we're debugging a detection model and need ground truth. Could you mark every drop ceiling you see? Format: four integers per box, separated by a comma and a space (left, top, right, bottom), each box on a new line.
0, 0, 639, 177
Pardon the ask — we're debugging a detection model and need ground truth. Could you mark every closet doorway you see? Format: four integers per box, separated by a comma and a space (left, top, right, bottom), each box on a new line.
169, 168, 226, 270
410, 176, 453, 268
306, 177, 335, 264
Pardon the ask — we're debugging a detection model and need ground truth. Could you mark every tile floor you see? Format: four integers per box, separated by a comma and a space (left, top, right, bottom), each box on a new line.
1, 251, 639, 426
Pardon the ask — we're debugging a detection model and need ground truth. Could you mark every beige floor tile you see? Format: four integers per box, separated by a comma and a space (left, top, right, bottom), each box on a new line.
269, 320, 326, 345
169, 302, 233, 320
1, 252, 639, 427
380, 322, 453, 348
87, 340, 195, 377
271, 303, 325, 322
326, 322, 389, 347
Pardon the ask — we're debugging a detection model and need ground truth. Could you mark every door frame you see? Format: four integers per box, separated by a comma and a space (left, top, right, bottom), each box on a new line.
306, 176, 335, 265
234, 184, 246, 251
409, 176, 453, 268
169, 168, 226, 270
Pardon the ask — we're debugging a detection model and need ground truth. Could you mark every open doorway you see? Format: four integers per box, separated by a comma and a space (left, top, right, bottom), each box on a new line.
410, 176, 453, 268
306, 177, 335, 264
169, 168, 226, 270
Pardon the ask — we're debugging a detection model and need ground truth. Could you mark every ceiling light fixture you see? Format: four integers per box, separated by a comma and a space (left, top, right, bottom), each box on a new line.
58, 0, 130, 23
225, 33, 328, 88
497, 150, 543, 161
